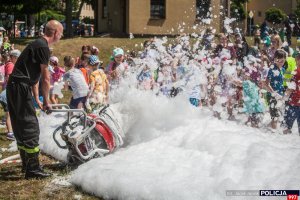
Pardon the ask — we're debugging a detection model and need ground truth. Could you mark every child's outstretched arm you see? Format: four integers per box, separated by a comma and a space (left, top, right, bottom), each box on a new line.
262, 79, 274, 93
230, 77, 243, 87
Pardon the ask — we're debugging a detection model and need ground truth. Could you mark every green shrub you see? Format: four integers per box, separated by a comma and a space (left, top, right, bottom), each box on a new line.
230, 1, 246, 21
265, 8, 286, 24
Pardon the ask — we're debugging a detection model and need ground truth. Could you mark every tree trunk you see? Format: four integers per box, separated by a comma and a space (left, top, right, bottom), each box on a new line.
93, 0, 98, 36
28, 14, 35, 28
76, 1, 85, 21
27, 14, 35, 37
65, 0, 73, 38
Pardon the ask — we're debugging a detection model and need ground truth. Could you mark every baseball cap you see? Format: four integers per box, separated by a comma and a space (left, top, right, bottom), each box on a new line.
88, 55, 101, 66
113, 48, 124, 57
50, 56, 59, 65
10, 49, 21, 57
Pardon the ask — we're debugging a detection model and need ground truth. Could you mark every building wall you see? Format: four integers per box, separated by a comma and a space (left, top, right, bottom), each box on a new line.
80, 3, 94, 19
247, 0, 297, 25
128, 0, 222, 35
97, 0, 223, 35
97, 0, 128, 33
97, 0, 107, 32
93, 0, 300, 34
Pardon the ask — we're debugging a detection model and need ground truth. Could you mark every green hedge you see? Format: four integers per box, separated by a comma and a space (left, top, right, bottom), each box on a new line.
265, 8, 286, 24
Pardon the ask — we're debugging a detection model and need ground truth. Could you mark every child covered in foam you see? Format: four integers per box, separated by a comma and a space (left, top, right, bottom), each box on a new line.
86, 55, 109, 113
106, 48, 128, 88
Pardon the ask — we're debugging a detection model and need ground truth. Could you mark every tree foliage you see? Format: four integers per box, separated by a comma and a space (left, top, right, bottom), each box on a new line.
0, 0, 23, 6
265, 8, 286, 24
0, 0, 61, 15
294, 0, 300, 21
230, 2, 245, 21
230, 0, 250, 21
39, 10, 65, 22
0, 0, 95, 38
231, 0, 249, 3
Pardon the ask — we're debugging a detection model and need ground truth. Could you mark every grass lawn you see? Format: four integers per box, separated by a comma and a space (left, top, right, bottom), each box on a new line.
246, 36, 298, 49
0, 35, 298, 199
11, 35, 299, 66
12, 36, 148, 67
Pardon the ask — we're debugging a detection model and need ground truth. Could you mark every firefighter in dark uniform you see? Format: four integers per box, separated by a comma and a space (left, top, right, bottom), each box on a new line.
6, 20, 63, 179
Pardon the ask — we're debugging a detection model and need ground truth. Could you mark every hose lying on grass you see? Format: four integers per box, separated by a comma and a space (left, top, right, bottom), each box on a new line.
0, 154, 20, 165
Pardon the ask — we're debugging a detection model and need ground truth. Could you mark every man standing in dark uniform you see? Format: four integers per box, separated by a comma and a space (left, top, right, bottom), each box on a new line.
7, 20, 63, 179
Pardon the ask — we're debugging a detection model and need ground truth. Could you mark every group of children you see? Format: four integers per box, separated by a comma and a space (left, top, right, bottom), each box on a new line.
0, 43, 131, 140
133, 30, 299, 134
0, 28, 300, 140
48, 46, 128, 113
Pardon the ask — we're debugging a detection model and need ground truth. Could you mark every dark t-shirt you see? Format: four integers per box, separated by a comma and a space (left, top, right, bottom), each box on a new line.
10, 38, 49, 86
267, 64, 285, 96
288, 67, 300, 107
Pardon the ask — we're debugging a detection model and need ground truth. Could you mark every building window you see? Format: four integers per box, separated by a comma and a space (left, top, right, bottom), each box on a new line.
150, 0, 166, 19
196, 0, 211, 19
258, 11, 262, 17
102, 0, 108, 18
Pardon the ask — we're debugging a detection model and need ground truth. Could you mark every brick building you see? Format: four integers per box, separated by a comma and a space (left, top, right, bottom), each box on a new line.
94, 0, 298, 35
95, 0, 227, 35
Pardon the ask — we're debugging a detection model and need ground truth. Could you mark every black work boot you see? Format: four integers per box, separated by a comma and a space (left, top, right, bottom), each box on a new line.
25, 152, 52, 180
19, 149, 26, 173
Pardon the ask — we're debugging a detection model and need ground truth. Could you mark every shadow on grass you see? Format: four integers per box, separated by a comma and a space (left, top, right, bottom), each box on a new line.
0, 166, 23, 181
42, 162, 77, 173
41, 153, 79, 173
10, 38, 35, 46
